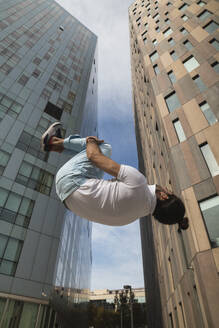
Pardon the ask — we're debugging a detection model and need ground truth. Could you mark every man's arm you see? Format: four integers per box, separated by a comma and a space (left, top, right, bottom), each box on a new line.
86, 138, 120, 178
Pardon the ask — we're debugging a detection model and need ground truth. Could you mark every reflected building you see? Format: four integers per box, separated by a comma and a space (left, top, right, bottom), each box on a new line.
129, 0, 219, 327
0, 0, 97, 327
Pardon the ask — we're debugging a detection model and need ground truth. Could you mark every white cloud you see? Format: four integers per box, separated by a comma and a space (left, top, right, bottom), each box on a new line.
91, 221, 144, 290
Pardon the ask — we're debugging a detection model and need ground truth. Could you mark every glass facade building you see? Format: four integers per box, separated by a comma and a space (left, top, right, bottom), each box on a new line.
0, 0, 97, 326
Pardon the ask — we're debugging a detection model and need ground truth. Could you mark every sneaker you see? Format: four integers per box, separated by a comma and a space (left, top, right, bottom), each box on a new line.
41, 122, 62, 152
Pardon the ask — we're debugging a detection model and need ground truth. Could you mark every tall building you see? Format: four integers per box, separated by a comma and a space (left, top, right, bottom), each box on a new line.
90, 287, 146, 306
0, 0, 97, 326
129, 0, 219, 327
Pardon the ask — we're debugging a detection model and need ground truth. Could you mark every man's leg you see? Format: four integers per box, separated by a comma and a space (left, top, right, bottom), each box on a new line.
86, 138, 120, 178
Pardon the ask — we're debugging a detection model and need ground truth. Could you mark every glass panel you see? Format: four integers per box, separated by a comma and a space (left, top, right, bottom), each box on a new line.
204, 21, 219, 34
183, 56, 200, 72
165, 92, 181, 112
193, 75, 206, 92
1, 96, 13, 108
0, 188, 8, 207
168, 71, 176, 83
0, 234, 8, 257
0, 151, 10, 167
200, 102, 217, 125
197, 1, 206, 7
19, 162, 32, 177
18, 302, 38, 328
11, 226, 26, 241
0, 104, 7, 114
164, 27, 172, 37
184, 40, 193, 50
0, 220, 12, 237
200, 196, 219, 248
198, 10, 212, 20
211, 62, 219, 73
19, 198, 31, 216
181, 28, 188, 35
200, 143, 219, 177
182, 15, 188, 21
0, 259, 16, 275
11, 102, 22, 114
210, 39, 219, 51
0, 298, 7, 321
5, 193, 21, 212
150, 51, 158, 62
179, 3, 188, 11
168, 38, 175, 45
15, 214, 29, 228
31, 167, 41, 180
4, 238, 23, 262
173, 120, 186, 142
154, 65, 159, 74
170, 51, 178, 60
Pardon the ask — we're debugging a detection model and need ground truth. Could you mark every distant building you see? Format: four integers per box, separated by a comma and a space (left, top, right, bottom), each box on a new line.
129, 0, 219, 327
0, 0, 97, 326
90, 287, 146, 309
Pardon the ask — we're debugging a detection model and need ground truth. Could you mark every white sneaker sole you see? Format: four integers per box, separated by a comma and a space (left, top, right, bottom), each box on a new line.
40, 122, 62, 151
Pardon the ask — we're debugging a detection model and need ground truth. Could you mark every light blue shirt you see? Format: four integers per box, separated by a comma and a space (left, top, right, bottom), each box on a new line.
55, 135, 112, 202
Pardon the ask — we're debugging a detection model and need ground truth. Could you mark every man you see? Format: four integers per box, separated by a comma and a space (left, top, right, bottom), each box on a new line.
41, 122, 189, 229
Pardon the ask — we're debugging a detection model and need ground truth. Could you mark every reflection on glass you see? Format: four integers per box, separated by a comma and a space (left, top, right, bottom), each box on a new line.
200, 143, 219, 177
199, 196, 219, 248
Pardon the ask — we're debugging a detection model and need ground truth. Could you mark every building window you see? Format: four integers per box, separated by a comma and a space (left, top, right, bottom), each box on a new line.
0, 150, 10, 175
16, 132, 48, 161
163, 27, 173, 37
180, 27, 188, 35
168, 38, 175, 46
179, 3, 188, 11
183, 55, 200, 72
173, 119, 186, 142
168, 70, 176, 83
150, 51, 159, 62
211, 61, 219, 73
17, 74, 29, 86
153, 64, 160, 75
199, 196, 219, 248
204, 21, 219, 34
16, 162, 54, 196
183, 39, 193, 50
165, 91, 181, 112
0, 187, 35, 275
181, 14, 188, 21
200, 143, 219, 177
199, 101, 218, 125
197, 10, 212, 20
197, 1, 206, 7
192, 75, 206, 92
170, 50, 178, 61
153, 39, 158, 45
209, 38, 219, 51
0, 94, 23, 120
44, 102, 63, 120
0, 234, 23, 275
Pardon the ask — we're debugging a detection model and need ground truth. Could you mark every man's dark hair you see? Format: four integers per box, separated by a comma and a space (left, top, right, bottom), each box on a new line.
153, 194, 189, 230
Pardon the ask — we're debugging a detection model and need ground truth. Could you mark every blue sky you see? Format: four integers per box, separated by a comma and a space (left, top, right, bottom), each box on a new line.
56, 0, 144, 290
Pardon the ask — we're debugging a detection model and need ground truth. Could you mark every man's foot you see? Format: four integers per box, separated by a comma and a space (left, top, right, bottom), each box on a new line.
41, 122, 62, 152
